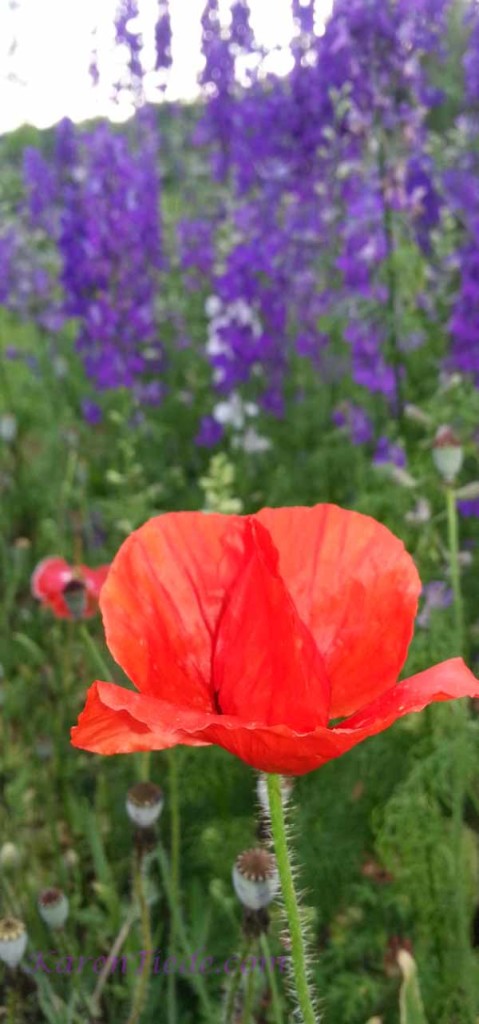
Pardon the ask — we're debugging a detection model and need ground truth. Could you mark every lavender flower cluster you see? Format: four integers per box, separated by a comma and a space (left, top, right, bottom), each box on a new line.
2, 0, 479, 448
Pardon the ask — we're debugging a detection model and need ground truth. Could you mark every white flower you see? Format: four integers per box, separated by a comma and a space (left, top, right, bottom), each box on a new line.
213, 393, 247, 430
205, 295, 222, 318
0, 414, 17, 443
234, 428, 272, 454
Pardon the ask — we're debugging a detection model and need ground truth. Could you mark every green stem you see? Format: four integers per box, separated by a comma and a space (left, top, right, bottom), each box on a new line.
167, 749, 181, 1024
445, 486, 475, 1021
6, 983, 19, 1024
138, 751, 151, 783
266, 774, 317, 1024
90, 907, 137, 1018
241, 954, 257, 1024
157, 846, 213, 1020
126, 852, 153, 1024
445, 486, 464, 653
168, 750, 181, 909
378, 140, 403, 424
80, 624, 112, 679
259, 934, 284, 1024
222, 938, 252, 1024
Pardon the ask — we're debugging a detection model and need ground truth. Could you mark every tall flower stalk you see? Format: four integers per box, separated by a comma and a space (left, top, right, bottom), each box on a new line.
444, 483, 476, 1021
166, 749, 181, 1024
266, 774, 317, 1024
126, 849, 154, 1024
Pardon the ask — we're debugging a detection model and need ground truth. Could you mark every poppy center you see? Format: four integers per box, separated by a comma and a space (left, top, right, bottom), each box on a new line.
213, 691, 223, 715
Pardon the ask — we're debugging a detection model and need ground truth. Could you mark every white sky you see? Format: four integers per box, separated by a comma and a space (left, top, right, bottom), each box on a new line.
0, 0, 333, 133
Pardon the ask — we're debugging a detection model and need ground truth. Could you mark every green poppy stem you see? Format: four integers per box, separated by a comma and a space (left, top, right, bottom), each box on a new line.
126, 851, 153, 1024
259, 933, 284, 1024
266, 774, 318, 1024
445, 485, 464, 653
241, 955, 257, 1024
222, 938, 252, 1024
166, 749, 181, 1024
444, 484, 476, 1021
80, 623, 112, 680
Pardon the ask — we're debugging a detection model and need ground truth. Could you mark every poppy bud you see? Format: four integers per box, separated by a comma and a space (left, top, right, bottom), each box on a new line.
62, 579, 87, 620
126, 782, 164, 829
38, 888, 69, 930
432, 427, 463, 484
0, 917, 27, 968
232, 848, 279, 910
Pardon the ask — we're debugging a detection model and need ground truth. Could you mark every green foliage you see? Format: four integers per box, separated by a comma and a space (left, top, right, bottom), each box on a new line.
3, 94, 479, 1024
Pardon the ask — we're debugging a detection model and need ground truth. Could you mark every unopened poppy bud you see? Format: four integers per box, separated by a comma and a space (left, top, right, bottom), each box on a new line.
126, 782, 164, 828
432, 427, 463, 483
62, 579, 87, 620
0, 917, 27, 967
38, 888, 69, 930
232, 848, 279, 910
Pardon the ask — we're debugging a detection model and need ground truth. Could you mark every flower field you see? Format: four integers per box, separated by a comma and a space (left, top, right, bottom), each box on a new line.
2, 1, 479, 1021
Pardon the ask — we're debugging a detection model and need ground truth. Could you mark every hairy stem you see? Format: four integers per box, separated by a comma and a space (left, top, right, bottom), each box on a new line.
166, 749, 181, 1023
266, 774, 318, 1024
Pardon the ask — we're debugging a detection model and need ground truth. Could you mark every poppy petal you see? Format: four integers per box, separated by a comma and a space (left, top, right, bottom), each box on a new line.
190, 658, 479, 773
99, 513, 250, 710
71, 659, 479, 773
255, 504, 421, 717
214, 519, 330, 729
71, 681, 214, 754
31, 557, 72, 600
337, 657, 479, 734
82, 564, 110, 597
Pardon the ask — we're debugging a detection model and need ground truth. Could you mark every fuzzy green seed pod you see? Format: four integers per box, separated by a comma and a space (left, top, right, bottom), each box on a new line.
126, 782, 164, 829
232, 848, 279, 911
38, 888, 69, 930
432, 426, 463, 484
0, 917, 27, 967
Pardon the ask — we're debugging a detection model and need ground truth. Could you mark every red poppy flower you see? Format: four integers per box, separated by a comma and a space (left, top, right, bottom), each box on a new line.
71, 506, 479, 774
32, 557, 109, 620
